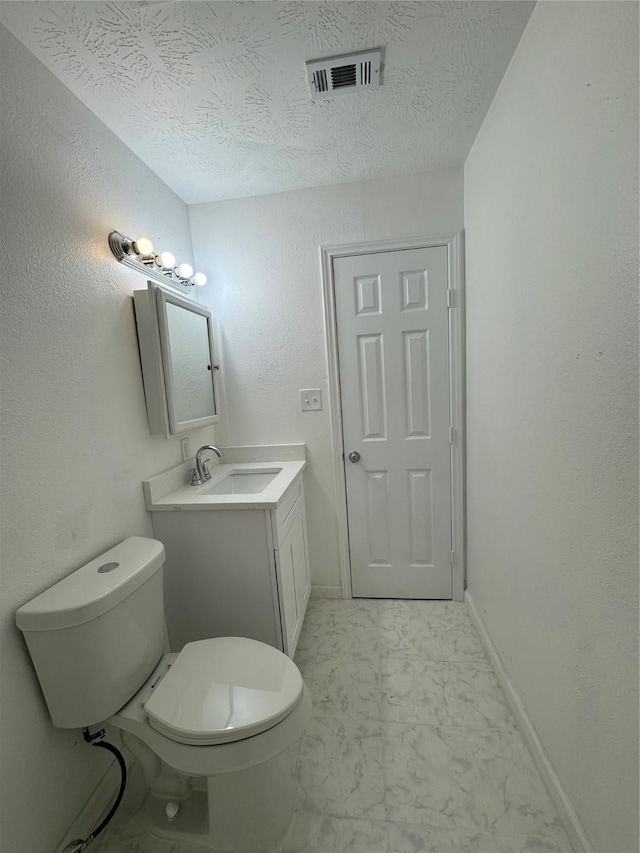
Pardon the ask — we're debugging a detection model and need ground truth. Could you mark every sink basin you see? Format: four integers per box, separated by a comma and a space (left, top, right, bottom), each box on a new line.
201, 469, 281, 496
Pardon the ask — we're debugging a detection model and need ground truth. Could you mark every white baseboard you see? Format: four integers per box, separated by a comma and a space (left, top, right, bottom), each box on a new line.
310, 584, 343, 599
54, 761, 121, 853
464, 591, 594, 853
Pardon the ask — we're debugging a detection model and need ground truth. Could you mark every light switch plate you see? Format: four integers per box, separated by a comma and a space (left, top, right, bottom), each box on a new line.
300, 389, 322, 411
180, 437, 191, 462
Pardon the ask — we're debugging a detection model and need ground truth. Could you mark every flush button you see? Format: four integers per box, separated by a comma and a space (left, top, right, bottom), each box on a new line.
98, 562, 119, 573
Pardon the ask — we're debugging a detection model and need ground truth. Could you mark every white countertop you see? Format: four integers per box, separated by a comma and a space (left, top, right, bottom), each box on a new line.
143, 456, 306, 511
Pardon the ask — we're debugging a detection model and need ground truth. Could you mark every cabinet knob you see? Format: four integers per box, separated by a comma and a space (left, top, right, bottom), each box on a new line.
348, 451, 361, 463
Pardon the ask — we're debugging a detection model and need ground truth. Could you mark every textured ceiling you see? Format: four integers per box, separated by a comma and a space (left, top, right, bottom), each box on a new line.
1, 1, 534, 204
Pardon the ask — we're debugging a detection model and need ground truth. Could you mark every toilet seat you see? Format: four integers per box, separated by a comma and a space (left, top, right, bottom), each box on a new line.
144, 637, 304, 746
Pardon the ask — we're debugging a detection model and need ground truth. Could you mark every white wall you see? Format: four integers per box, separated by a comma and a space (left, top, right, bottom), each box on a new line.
464, 3, 639, 852
190, 170, 463, 591
0, 26, 214, 853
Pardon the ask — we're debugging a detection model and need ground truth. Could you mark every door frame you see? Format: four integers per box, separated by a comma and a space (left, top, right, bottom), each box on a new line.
320, 232, 466, 601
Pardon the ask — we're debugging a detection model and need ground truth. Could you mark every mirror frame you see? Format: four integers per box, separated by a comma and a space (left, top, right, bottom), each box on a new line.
154, 283, 220, 434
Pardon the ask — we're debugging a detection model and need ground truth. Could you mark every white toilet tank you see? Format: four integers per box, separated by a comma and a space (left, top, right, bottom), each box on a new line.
16, 537, 166, 729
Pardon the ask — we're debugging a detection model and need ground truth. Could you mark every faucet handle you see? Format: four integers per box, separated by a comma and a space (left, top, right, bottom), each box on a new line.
190, 468, 201, 486
201, 461, 212, 482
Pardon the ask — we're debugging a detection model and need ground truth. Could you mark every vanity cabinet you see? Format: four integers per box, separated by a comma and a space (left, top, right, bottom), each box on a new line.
150, 473, 311, 658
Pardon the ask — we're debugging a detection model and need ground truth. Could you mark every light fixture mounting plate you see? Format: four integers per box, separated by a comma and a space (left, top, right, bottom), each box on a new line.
108, 230, 132, 261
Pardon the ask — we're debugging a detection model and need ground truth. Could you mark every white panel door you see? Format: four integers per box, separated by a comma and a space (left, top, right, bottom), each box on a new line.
334, 246, 452, 598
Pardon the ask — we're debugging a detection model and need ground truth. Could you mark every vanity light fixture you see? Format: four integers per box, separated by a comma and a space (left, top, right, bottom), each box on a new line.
108, 230, 208, 293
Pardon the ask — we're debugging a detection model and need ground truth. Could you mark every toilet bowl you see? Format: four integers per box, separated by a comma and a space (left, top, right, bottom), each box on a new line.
15, 537, 311, 851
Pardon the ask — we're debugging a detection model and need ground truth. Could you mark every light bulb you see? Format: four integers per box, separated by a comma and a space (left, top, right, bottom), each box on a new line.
132, 236, 153, 256
178, 263, 194, 279
156, 251, 176, 269
194, 272, 207, 286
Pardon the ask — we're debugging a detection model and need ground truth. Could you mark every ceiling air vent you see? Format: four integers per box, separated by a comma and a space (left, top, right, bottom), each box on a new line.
306, 49, 382, 100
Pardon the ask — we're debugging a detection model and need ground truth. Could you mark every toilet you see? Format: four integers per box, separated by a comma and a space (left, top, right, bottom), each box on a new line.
15, 537, 311, 851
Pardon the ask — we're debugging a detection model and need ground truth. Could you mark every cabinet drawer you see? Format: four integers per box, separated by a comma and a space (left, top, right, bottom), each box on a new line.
272, 476, 303, 546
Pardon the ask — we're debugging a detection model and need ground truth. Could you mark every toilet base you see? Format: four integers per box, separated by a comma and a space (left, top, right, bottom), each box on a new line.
145, 746, 298, 851
145, 789, 209, 844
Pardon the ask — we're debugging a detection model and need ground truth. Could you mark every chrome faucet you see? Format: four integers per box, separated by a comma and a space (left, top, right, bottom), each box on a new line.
191, 445, 223, 486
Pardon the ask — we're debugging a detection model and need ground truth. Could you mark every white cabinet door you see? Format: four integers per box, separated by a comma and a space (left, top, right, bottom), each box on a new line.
292, 504, 311, 625
275, 501, 310, 656
276, 528, 299, 655
334, 246, 452, 599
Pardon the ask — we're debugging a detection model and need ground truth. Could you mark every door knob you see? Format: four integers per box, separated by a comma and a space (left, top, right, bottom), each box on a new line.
348, 451, 361, 463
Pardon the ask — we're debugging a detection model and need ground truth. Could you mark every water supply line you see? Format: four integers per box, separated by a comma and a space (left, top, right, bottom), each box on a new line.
62, 728, 127, 852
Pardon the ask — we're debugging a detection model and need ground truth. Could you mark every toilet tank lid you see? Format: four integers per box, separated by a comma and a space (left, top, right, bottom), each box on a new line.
16, 537, 165, 632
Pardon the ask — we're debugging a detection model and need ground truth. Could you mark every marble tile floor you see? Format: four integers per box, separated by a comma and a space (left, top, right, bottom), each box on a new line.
96, 599, 574, 853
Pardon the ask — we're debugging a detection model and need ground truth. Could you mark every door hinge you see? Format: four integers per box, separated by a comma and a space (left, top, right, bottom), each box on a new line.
448, 427, 454, 444
447, 288, 453, 308
450, 550, 455, 568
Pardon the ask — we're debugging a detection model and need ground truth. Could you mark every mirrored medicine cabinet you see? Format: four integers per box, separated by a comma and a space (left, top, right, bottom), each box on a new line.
133, 282, 220, 438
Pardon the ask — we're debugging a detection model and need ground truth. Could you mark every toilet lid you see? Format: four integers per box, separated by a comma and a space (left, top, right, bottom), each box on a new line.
143, 637, 304, 746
